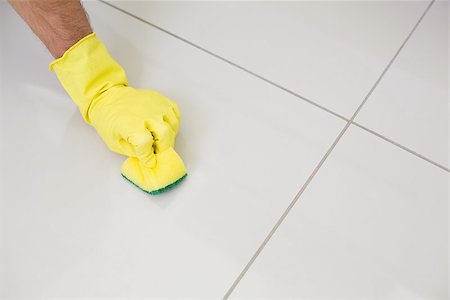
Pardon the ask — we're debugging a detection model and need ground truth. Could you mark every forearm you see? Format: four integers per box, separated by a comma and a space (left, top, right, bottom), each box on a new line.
8, 0, 92, 58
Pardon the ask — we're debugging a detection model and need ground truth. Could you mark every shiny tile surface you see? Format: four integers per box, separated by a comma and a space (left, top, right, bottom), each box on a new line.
231, 125, 448, 299
109, 0, 428, 117
0, 1, 343, 297
0, 0, 448, 299
356, 1, 449, 168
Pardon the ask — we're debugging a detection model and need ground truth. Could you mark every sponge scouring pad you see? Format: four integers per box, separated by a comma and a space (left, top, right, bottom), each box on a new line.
122, 173, 187, 195
121, 147, 187, 195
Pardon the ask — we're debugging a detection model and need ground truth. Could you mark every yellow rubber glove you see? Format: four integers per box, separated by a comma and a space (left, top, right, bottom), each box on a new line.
50, 33, 186, 194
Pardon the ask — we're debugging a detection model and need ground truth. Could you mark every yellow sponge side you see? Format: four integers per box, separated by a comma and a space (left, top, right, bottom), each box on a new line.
121, 147, 187, 194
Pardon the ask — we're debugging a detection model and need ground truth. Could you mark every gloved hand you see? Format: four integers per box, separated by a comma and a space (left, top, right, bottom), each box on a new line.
50, 33, 186, 194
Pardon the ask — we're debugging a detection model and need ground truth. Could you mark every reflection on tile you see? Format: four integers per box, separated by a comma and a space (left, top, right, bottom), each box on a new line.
356, 1, 449, 168
109, 1, 428, 117
231, 125, 448, 299
0, 1, 343, 297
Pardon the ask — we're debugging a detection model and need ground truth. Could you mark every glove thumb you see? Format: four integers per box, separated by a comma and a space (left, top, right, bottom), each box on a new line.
127, 129, 156, 168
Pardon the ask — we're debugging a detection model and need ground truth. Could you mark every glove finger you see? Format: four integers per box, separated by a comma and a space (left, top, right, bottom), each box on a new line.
127, 129, 156, 168
162, 109, 180, 134
144, 118, 175, 154
171, 101, 181, 120
117, 136, 136, 157
152, 91, 180, 121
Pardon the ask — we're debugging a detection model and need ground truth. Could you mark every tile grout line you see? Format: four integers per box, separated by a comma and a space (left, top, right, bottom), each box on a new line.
95, 6, 443, 296
223, 122, 350, 299
347, 0, 435, 122
93, 0, 448, 297
98, 0, 448, 174
93, 1, 446, 293
222, 0, 435, 298
98, 0, 349, 123
353, 122, 449, 172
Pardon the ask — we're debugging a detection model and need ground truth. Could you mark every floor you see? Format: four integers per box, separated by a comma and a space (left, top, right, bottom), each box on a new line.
0, 0, 448, 299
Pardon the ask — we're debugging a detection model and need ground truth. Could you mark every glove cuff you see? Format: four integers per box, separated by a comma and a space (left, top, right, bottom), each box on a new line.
49, 32, 97, 71
49, 32, 128, 124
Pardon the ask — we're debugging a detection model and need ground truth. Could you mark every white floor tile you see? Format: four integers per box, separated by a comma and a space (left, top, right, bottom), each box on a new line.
109, 1, 429, 117
356, 1, 448, 168
231, 125, 448, 299
0, 1, 344, 297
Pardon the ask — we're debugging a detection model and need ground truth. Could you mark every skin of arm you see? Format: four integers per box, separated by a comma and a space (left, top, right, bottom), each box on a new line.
8, 0, 93, 59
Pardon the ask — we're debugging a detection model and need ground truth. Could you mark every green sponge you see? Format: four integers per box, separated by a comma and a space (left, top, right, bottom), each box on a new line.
122, 173, 187, 195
